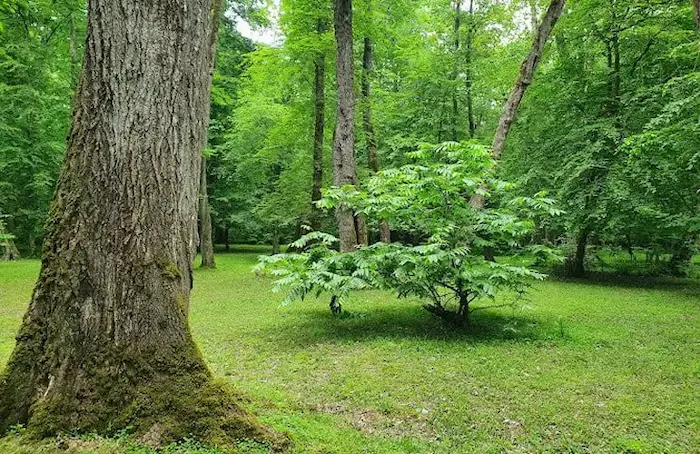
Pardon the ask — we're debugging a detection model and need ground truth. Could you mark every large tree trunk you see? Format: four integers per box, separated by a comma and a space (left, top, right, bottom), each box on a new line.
0, 0, 272, 445
199, 156, 216, 269
333, 0, 364, 252
311, 22, 326, 232
471, 0, 566, 209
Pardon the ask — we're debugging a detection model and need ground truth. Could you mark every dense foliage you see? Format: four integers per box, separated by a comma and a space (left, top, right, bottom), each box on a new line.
256, 142, 563, 324
1, 0, 697, 277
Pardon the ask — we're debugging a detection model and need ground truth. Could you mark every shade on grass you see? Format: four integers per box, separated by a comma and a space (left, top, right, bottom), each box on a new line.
1, 251, 698, 453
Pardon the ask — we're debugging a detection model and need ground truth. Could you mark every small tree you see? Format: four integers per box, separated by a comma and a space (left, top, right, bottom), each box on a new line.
257, 142, 562, 326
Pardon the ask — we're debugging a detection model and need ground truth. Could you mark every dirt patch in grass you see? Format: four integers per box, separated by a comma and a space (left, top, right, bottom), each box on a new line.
315, 402, 438, 441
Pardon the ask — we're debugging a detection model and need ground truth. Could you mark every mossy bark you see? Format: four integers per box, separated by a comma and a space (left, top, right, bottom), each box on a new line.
0, 0, 277, 448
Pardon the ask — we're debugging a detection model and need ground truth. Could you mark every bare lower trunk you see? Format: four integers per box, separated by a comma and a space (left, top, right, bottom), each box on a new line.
271, 228, 281, 255
379, 220, 391, 243
669, 239, 693, 276
362, 33, 390, 243
333, 0, 363, 252
0, 0, 272, 445
311, 52, 326, 231
199, 156, 215, 269
566, 231, 588, 278
694, 0, 700, 32
471, 0, 566, 209
2, 239, 20, 261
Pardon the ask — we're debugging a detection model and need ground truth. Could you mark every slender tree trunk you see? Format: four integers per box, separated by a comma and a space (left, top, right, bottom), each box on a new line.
311, 45, 326, 231
669, 239, 693, 276
490, 0, 566, 161
2, 218, 20, 260
197, 0, 224, 270
451, 0, 461, 142
465, 0, 476, 138
567, 230, 588, 278
199, 156, 215, 268
694, 0, 700, 32
333, 0, 363, 251
471, 0, 566, 208
271, 227, 281, 255
0, 0, 272, 445
362, 33, 391, 243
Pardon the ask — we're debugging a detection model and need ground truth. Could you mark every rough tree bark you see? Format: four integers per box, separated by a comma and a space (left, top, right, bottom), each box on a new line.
0, 0, 274, 445
471, 0, 566, 208
694, 0, 700, 32
362, 29, 390, 243
333, 0, 366, 251
199, 156, 216, 268
311, 20, 327, 232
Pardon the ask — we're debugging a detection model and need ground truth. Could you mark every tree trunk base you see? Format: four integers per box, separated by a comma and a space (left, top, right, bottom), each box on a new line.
423, 303, 469, 327
0, 341, 286, 450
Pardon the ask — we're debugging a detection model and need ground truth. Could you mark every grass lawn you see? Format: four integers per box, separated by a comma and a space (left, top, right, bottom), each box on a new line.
0, 249, 698, 453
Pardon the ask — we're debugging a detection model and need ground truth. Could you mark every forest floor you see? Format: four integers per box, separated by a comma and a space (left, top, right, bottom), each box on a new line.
0, 248, 698, 453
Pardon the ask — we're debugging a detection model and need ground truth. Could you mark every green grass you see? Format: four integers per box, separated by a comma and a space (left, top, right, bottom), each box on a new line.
1, 251, 698, 453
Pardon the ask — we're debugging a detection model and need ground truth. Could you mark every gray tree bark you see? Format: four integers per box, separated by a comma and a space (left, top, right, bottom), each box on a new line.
490, 0, 566, 161
199, 155, 216, 268
333, 0, 365, 251
0, 0, 272, 445
471, 0, 566, 209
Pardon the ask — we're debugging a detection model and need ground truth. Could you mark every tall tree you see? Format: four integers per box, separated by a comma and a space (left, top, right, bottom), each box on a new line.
0, 0, 269, 443
311, 19, 327, 231
465, 0, 477, 138
361, 2, 390, 243
471, 0, 566, 209
451, 0, 462, 142
199, 155, 216, 268
333, 0, 366, 251
490, 0, 566, 162
198, 0, 224, 270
